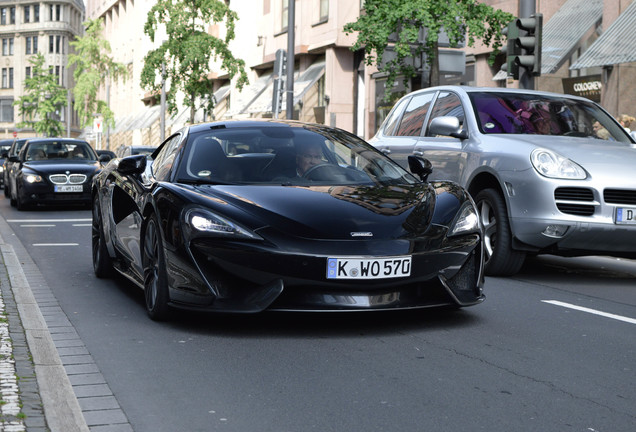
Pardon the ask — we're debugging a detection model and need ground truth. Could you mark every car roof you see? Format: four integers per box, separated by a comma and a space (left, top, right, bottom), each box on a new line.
405, 85, 592, 103
185, 119, 322, 135
25, 138, 89, 144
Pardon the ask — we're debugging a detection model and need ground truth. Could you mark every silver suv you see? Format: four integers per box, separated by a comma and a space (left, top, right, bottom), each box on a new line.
370, 86, 636, 276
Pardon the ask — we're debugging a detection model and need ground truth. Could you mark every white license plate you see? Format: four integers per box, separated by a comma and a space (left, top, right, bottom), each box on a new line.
615, 207, 636, 224
54, 185, 83, 193
326, 256, 412, 280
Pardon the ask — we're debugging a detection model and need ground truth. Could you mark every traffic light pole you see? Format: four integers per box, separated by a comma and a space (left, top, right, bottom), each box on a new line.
519, 0, 536, 89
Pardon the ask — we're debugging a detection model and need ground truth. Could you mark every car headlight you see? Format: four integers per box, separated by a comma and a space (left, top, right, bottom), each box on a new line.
25, 174, 43, 183
183, 208, 262, 240
531, 148, 587, 179
0, 166, 4, 173
448, 201, 481, 237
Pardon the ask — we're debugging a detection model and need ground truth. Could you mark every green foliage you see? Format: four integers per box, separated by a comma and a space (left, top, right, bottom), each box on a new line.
344, 0, 513, 94
141, 0, 248, 122
68, 18, 128, 128
13, 53, 67, 137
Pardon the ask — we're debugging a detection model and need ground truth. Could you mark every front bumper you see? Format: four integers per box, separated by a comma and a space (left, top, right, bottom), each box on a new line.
165, 232, 484, 313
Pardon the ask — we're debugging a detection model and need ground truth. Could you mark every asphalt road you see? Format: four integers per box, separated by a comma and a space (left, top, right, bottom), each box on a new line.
1, 199, 635, 432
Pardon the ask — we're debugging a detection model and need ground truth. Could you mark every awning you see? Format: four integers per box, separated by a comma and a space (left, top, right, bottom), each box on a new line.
224, 73, 272, 117
541, 0, 603, 74
246, 60, 325, 114
492, 70, 508, 81
570, 0, 636, 69
212, 84, 230, 105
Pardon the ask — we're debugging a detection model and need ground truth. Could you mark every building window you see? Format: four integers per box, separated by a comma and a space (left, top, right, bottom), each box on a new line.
10, 6, 15, 24
2, 38, 13, 56
319, 0, 328, 21
49, 35, 54, 53
0, 98, 13, 122
26, 36, 38, 54
34, 4, 39, 22
49, 4, 61, 21
281, 0, 288, 32
1, 68, 12, 88
1, 8, 6, 25
24, 5, 30, 23
25, 66, 31, 78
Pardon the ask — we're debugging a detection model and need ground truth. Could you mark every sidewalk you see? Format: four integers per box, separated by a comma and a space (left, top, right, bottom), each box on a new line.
0, 215, 132, 432
0, 239, 89, 432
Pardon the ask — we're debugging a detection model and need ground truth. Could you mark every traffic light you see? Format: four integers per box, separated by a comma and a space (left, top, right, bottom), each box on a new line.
500, 20, 521, 80
499, 13, 543, 80
514, 13, 543, 76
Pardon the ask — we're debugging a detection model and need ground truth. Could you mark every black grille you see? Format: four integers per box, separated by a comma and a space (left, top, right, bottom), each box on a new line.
604, 189, 636, 205
556, 203, 595, 216
554, 187, 594, 201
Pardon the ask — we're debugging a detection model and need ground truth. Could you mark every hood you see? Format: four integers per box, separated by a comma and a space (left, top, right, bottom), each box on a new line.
483, 135, 636, 179
191, 183, 437, 240
23, 160, 101, 176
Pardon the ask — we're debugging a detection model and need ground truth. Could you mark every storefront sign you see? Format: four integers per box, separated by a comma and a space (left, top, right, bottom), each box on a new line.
562, 75, 602, 102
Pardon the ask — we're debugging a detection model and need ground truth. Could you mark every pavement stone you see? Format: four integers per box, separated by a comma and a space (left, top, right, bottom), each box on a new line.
0, 215, 134, 432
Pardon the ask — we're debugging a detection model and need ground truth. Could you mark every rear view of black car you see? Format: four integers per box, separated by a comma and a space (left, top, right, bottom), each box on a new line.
8, 138, 101, 210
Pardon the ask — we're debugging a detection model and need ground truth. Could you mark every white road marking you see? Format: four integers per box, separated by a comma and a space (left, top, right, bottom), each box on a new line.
33, 243, 79, 247
6, 218, 91, 223
19, 224, 56, 227
542, 300, 636, 325
72, 224, 91, 227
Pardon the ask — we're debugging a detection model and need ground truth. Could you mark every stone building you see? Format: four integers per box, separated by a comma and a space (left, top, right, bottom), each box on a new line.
0, 0, 85, 140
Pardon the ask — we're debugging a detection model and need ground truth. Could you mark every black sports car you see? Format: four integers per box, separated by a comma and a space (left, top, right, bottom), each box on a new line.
92, 120, 484, 320
9, 138, 101, 210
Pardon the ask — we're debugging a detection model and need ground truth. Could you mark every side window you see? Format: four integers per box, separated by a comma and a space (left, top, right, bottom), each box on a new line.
395, 92, 435, 136
382, 96, 409, 136
153, 134, 183, 181
425, 92, 465, 137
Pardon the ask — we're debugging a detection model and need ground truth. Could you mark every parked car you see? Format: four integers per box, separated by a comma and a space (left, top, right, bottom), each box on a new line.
8, 138, 101, 210
370, 85, 636, 276
3, 137, 31, 198
0, 138, 13, 189
92, 119, 484, 320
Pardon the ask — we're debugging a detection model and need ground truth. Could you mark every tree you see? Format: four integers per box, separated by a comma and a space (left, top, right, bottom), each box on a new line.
13, 53, 67, 137
344, 0, 513, 95
67, 18, 128, 129
141, 0, 248, 123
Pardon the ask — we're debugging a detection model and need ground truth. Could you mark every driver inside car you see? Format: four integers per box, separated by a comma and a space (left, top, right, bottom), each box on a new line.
296, 141, 325, 176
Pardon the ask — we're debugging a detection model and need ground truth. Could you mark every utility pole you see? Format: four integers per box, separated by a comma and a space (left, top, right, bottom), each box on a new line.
285, 0, 295, 119
160, 62, 166, 142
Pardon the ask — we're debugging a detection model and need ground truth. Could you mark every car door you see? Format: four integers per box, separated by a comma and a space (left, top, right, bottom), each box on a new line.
413, 91, 467, 183
374, 91, 436, 169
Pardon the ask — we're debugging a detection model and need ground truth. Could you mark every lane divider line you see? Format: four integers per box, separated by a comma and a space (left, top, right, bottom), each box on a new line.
542, 300, 636, 325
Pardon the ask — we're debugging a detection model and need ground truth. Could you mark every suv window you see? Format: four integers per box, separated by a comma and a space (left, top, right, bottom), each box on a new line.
425, 92, 465, 136
382, 96, 409, 136
395, 92, 435, 136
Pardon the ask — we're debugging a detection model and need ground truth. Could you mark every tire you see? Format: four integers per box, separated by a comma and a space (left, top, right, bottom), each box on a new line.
142, 215, 171, 321
474, 188, 525, 276
92, 196, 114, 278
16, 184, 27, 211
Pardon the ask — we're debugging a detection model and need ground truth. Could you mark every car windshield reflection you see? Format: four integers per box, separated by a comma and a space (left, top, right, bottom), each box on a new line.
176, 125, 418, 187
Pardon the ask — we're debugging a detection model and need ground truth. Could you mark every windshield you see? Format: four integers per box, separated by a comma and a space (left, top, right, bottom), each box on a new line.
176, 125, 418, 186
24, 141, 97, 161
469, 92, 632, 143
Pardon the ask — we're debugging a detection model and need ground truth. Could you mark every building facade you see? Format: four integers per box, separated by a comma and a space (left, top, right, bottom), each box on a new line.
86, 0, 636, 147
0, 0, 85, 140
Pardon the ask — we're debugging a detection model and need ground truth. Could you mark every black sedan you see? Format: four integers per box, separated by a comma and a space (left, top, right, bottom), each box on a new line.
9, 138, 101, 210
92, 120, 484, 320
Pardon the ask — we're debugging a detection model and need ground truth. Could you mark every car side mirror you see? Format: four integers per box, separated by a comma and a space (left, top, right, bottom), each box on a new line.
99, 154, 112, 163
429, 116, 468, 139
8, 155, 20, 163
408, 155, 433, 182
117, 155, 147, 175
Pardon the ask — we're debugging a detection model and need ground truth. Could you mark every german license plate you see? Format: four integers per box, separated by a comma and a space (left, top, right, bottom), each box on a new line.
54, 185, 83, 193
326, 256, 412, 280
615, 207, 636, 224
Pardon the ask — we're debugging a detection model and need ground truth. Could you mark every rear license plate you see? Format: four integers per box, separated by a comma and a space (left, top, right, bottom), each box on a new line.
326, 256, 412, 280
54, 185, 83, 193
615, 207, 636, 224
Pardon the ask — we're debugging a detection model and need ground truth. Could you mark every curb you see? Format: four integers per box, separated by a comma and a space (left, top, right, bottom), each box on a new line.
1, 242, 90, 432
